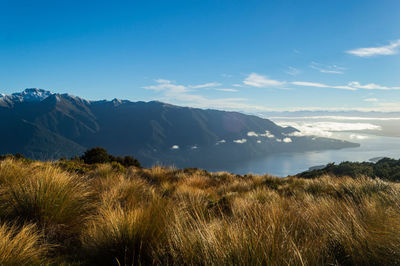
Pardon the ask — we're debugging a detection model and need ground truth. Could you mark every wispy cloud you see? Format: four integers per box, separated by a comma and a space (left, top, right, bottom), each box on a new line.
310, 62, 345, 74
144, 79, 266, 111
364, 98, 378, 102
232, 83, 244, 87
348, 81, 400, 90
291, 81, 355, 90
285, 67, 301, 76
144, 79, 187, 92
243, 73, 285, 87
292, 81, 400, 91
216, 88, 239, 92
347, 39, 400, 57
189, 82, 221, 89
144, 79, 400, 113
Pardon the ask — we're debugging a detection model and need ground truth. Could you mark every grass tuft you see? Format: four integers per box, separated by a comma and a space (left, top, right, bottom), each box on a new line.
0, 222, 51, 265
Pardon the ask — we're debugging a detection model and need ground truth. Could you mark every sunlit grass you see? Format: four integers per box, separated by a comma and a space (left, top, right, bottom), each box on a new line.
0, 160, 95, 244
0, 158, 399, 264
0, 222, 51, 265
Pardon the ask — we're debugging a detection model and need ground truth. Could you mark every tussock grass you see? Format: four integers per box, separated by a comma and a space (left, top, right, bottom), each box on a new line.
0, 158, 400, 264
0, 161, 95, 244
0, 222, 50, 265
82, 200, 169, 265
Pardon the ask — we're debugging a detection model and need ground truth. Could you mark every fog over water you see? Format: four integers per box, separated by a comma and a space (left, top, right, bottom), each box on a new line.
206, 116, 400, 177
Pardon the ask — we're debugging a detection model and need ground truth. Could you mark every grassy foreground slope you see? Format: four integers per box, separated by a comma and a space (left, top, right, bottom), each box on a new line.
0, 158, 399, 265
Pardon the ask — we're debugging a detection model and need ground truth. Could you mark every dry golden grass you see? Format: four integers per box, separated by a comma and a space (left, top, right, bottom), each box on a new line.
0, 158, 399, 265
0, 159, 95, 247
0, 222, 50, 265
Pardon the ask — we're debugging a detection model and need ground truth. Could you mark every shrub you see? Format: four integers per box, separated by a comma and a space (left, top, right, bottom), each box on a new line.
80, 147, 141, 168
297, 159, 400, 181
56, 159, 91, 174
81, 147, 110, 164
122, 155, 141, 168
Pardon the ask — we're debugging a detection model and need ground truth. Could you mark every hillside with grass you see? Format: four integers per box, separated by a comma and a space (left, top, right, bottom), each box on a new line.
0, 155, 399, 265
298, 158, 400, 181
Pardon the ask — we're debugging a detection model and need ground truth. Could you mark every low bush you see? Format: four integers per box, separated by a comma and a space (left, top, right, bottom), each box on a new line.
80, 147, 141, 168
298, 158, 400, 181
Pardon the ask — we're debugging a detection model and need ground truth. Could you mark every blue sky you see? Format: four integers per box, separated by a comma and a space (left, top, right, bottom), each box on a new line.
1, 0, 400, 112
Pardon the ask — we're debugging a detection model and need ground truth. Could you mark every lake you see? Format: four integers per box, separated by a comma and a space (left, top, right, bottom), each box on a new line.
205, 133, 400, 177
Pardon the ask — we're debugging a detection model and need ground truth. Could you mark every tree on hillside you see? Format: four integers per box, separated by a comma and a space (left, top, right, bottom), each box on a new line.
81, 147, 110, 164
80, 147, 141, 167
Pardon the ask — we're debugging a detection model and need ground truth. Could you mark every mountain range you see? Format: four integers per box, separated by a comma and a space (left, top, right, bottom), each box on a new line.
0, 89, 359, 168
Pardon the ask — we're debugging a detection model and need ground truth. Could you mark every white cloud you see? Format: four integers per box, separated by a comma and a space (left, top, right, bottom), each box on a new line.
292, 81, 327, 87
216, 88, 239, 92
349, 134, 369, 140
232, 84, 244, 87
291, 81, 355, 90
144, 79, 260, 111
364, 98, 378, 102
243, 73, 285, 88
247, 131, 258, 137
233, 139, 247, 144
247, 130, 274, 138
171, 145, 179, 149
348, 81, 400, 90
347, 39, 400, 57
263, 105, 400, 112
155, 79, 172, 84
144, 78, 400, 113
292, 81, 400, 91
144, 79, 187, 92
310, 62, 345, 74
283, 137, 292, 143
276, 121, 382, 138
216, 139, 226, 145
257, 140, 262, 143
260, 130, 275, 138
270, 115, 400, 121
191, 145, 198, 149
276, 139, 282, 142
189, 82, 221, 89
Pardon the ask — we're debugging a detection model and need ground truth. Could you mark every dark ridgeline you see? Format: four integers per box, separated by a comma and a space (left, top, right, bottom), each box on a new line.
0, 89, 359, 167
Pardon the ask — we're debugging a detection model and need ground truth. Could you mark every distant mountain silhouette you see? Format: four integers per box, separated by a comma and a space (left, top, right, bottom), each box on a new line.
0, 89, 359, 167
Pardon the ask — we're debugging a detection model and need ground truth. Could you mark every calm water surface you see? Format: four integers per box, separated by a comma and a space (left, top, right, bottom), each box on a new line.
206, 134, 400, 177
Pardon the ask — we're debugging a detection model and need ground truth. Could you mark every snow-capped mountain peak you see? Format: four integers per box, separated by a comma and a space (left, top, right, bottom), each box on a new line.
11, 88, 54, 102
